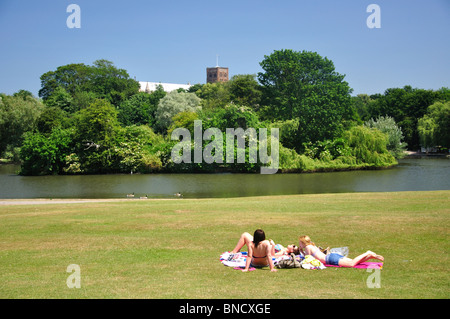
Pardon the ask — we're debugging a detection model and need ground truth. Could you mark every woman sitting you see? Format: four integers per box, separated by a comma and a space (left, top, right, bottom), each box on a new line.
231, 230, 278, 272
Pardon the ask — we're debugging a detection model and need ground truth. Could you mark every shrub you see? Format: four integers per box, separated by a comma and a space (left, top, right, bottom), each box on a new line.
20, 127, 74, 175
365, 116, 407, 158
155, 91, 201, 133
343, 126, 397, 167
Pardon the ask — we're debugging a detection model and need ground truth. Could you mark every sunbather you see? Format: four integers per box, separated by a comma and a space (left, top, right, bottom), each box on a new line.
231, 230, 278, 272
298, 235, 384, 267
231, 232, 298, 257
268, 240, 300, 257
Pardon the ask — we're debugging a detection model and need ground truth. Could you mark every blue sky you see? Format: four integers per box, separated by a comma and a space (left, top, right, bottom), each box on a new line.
0, 0, 449, 97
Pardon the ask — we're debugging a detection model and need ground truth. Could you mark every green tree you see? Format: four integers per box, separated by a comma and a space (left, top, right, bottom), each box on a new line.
74, 99, 123, 173
168, 111, 199, 136
20, 127, 74, 175
155, 91, 201, 133
268, 118, 300, 150
114, 125, 165, 173
352, 94, 373, 122
36, 106, 69, 135
343, 126, 396, 167
118, 92, 155, 127
39, 63, 92, 100
364, 86, 447, 149
418, 101, 450, 149
258, 49, 356, 151
39, 60, 140, 107
365, 116, 407, 158
44, 86, 74, 112
200, 104, 260, 132
195, 82, 230, 110
72, 91, 98, 111
0, 92, 44, 156
417, 116, 437, 150
118, 87, 166, 127
13, 90, 34, 100
228, 74, 262, 110
187, 83, 204, 94
89, 59, 140, 106
75, 99, 120, 143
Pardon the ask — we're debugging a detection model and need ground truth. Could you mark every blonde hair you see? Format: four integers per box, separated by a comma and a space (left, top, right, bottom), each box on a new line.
298, 235, 315, 247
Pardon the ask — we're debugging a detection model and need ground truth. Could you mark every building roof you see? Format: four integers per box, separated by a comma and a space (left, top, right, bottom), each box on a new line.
139, 81, 192, 93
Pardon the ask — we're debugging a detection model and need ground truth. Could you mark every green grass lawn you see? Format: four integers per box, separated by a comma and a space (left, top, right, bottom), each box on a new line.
0, 191, 448, 299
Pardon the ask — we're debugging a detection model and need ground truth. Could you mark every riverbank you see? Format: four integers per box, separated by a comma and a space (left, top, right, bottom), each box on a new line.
0, 190, 448, 299
404, 151, 450, 159
0, 198, 148, 206
1, 158, 449, 199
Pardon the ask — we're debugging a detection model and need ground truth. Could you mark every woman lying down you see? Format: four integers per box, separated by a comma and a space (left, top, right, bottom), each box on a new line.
228, 231, 384, 271
298, 235, 384, 267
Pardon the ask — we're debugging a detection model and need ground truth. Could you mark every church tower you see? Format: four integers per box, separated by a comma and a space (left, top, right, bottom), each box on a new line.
206, 55, 229, 83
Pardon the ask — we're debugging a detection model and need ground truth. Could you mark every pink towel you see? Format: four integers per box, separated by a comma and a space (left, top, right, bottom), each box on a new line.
233, 267, 256, 271
325, 262, 383, 269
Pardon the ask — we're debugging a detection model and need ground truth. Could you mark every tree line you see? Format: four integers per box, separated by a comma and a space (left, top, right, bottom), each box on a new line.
0, 50, 448, 175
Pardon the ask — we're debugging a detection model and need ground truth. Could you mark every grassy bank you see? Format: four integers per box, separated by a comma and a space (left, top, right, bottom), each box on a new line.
0, 191, 448, 299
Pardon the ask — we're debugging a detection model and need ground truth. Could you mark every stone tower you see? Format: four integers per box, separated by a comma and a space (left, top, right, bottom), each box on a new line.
206, 67, 229, 83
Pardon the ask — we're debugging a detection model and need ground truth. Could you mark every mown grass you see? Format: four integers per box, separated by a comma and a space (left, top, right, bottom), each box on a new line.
0, 191, 448, 299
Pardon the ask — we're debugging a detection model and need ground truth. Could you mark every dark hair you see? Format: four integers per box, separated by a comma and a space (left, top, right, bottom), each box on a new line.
253, 229, 265, 248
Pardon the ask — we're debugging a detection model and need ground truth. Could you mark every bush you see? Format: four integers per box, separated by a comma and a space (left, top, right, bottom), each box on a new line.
343, 126, 397, 167
155, 91, 201, 133
20, 127, 74, 175
0, 93, 44, 156
278, 126, 397, 172
365, 116, 407, 158
417, 101, 450, 149
200, 104, 260, 131
115, 125, 165, 173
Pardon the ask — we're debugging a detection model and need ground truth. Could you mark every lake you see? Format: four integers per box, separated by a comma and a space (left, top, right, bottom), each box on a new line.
0, 158, 448, 199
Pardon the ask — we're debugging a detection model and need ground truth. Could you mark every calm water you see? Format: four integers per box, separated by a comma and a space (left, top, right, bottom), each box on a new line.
0, 158, 448, 199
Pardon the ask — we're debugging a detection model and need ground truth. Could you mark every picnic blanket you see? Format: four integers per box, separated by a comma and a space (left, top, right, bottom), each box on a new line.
324, 262, 383, 269
220, 251, 281, 270
220, 251, 306, 270
220, 251, 383, 270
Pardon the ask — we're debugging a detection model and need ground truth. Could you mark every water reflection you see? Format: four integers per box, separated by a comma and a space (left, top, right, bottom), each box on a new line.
0, 158, 448, 199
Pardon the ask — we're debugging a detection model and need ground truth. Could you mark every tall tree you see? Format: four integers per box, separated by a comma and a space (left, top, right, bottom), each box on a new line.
258, 49, 356, 151
89, 59, 140, 106
228, 74, 262, 110
0, 93, 44, 155
195, 82, 230, 110
39, 63, 92, 100
39, 60, 140, 108
117, 86, 166, 127
418, 101, 450, 149
74, 99, 123, 173
20, 127, 74, 175
44, 86, 74, 112
364, 86, 448, 149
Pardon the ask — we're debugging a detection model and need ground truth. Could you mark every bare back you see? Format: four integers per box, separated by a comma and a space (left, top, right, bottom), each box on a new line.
249, 240, 271, 266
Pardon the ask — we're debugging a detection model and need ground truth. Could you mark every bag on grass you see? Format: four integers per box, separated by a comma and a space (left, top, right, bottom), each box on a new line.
275, 253, 301, 269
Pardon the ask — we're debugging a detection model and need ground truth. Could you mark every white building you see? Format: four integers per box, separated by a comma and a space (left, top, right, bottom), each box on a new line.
139, 81, 192, 93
